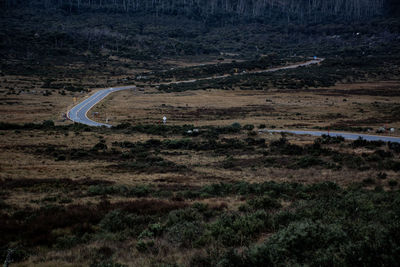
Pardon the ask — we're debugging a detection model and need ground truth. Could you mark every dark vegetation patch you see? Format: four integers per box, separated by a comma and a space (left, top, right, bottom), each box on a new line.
109, 156, 186, 174
1, 0, 399, 95
13, 123, 398, 173
0, 178, 112, 190
312, 87, 400, 97
2, 180, 400, 265
154, 54, 298, 81
0, 199, 186, 247
158, 53, 400, 93
167, 105, 275, 121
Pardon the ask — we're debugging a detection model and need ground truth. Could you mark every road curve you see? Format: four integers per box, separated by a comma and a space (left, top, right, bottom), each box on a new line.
67, 58, 323, 127
67, 86, 136, 127
66, 58, 400, 144
260, 129, 400, 144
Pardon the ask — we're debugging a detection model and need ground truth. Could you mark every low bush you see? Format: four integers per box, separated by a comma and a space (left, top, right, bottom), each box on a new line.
209, 211, 271, 246
247, 195, 282, 210
245, 220, 347, 266
166, 221, 204, 247
99, 210, 136, 233
351, 137, 385, 149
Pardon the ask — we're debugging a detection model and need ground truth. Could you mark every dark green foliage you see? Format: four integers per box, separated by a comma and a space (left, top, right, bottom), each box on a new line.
216, 186, 400, 266
362, 178, 375, 185
166, 222, 204, 247
0, 247, 29, 264
135, 239, 157, 254
377, 172, 387, 179
243, 124, 254, 131
99, 210, 137, 233
245, 220, 347, 266
247, 195, 282, 210
292, 155, 326, 169
351, 137, 385, 149
113, 124, 195, 136
92, 142, 108, 151
90, 260, 127, 267
316, 134, 345, 144
270, 138, 303, 155
388, 142, 400, 153
2, 180, 400, 265
209, 211, 271, 246
167, 208, 203, 226
165, 208, 207, 247
54, 235, 82, 249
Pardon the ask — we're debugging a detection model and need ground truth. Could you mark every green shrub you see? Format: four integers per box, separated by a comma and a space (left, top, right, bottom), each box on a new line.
139, 223, 163, 239
231, 122, 241, 130
136, 240, 148, 252
42, 120, 55, 128
90, 260, 127, 267
377, 172, 387, 179
54, 235, 80, 249
92, 142, 108, 151
316, 134, 345, 144
351, 138, 384, 149
167, 208, 203, 226
135, 240, 156, 253
243, 124, 254, 131
222, 155, 235, 169
362, 178, 375, 185
292, 155, 325, 169
99, 210, 135, 233
247, 195, 282, 210
246, 220, 347, 266
189, 251, 212, 267
210, 211, 271, 246
166, 221, 204, 247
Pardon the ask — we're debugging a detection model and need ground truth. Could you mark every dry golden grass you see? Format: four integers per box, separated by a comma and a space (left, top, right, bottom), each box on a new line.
1, 74, 399, 210
1, 126, 396, 197
92, 81, 400, 136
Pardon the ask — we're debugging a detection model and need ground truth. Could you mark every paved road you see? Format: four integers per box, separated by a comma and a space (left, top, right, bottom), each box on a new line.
260, 129, 400, 144
67, 81, 400, 143
67, 58, 400, 144
68, 58, 323, 127
67, 86, 135, 127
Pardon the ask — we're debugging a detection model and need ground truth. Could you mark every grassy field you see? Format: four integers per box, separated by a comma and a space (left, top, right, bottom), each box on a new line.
2, 2, 400, 264
1, 123, 399, 265
1, 54, 400, 265
91, 81, 400, 136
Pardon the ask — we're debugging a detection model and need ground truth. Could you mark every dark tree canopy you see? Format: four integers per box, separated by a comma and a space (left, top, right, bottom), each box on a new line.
2, 0, 389, 24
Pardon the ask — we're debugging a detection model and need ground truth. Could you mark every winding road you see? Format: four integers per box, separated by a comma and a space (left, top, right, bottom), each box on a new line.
68, 58, 323, 127
66, 58, 400, 143
67, 86, 136, 127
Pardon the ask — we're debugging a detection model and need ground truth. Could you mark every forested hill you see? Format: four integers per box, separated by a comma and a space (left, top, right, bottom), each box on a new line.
2, 0, 399, 24
1, 0, 399, 79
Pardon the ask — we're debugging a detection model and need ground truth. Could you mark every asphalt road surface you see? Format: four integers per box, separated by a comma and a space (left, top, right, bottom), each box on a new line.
261, 129, 400, 144
67, 86, 135, 127
66, 59, 400, 144
68, 58, 323, 127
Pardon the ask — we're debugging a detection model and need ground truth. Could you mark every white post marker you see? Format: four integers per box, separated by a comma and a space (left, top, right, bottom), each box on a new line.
163, 116, 167, 125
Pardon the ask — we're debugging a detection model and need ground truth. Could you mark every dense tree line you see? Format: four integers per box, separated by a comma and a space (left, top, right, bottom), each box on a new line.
2, 0, 391, 23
